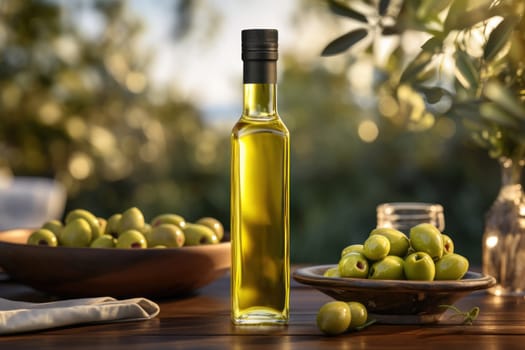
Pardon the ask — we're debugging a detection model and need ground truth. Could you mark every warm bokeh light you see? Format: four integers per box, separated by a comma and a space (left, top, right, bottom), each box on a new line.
486, 235, 498, 248
38, 102, 62, 125
68, 152, 93, 180
357, 120, 379, 143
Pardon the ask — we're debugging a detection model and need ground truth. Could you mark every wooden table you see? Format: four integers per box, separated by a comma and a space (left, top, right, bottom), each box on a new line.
1, 269, 525, 349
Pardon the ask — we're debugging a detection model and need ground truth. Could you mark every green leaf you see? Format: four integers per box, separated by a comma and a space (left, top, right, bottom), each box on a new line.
444, 1, 498, 32
381, 25, 400, 35
327, 0, 369, 23
321, 28, 369, 56
378, 0, 390, 16
449, 101, 482, 120
480, 102, 521, 129
443, 0, 468, 32
454, 50, 478, 90
484, 15, 520, 61
421, 36, 443, 53
399, 51, 433, 83
425, 0, 454, 14
484, 80, 525, 121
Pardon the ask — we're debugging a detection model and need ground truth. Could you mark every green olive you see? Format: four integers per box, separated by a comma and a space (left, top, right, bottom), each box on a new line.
90, 234, 116, 248
118, 207, 145, 234
42, 220, 64, 244
61, 218, 93, 247
27, 229, 58, 247
195, 217, 224, 241
323, 266, 340, 277
151, 213, 186, 229
149, 224, 185, 248
404, 252, 436, 281
338, 252, 369, 278
341, 244, 364, 257
105, 213, 122, 237
183, 223, 218, 245
347, 301, 367, 329
116, 229, 147, 248
363, 235, 390, 261
442, 234, 454, 255
65, 209, 101, 241
369, 256, 405, 280
317, 301, 351, 335
370, 227, 410, 257
409, 223, 444, 261
435, 253, 469, 280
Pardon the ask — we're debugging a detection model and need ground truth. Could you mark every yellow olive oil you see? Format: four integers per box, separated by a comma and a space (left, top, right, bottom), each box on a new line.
231, 29, 289, 325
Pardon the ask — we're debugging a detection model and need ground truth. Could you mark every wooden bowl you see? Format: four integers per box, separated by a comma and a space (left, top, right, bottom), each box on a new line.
293, 264, 496, 324
0, 229, 230, 298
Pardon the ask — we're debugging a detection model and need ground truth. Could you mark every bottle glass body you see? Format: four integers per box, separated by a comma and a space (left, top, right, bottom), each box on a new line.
482, 157, 525, 296
231, 83, 290, 325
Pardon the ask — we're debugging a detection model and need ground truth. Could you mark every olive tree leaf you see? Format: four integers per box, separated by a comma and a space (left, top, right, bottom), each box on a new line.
444, 1, 499, 32
443, 0, 468, 32
448, 101, 482, 121
321, 28, 369, 56
381, 25, 400, 35
327, 0, 369, 23
421, 36, 443, 53
399, 51, 433, 83
480, 102, 521, 129
422, 0, 454, 16
484, 80, 525, 121
378, 0, 390, 16
484, 15, 520, 61
454, 50, 478, 90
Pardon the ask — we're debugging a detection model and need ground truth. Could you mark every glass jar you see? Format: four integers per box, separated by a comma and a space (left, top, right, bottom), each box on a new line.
376, 202, 445, 233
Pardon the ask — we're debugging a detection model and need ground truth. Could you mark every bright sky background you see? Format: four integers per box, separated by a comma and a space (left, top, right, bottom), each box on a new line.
130, 0, 302, 113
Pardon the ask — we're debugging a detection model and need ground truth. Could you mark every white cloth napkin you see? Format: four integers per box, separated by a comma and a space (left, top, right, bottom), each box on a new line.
0, 296, 160, 335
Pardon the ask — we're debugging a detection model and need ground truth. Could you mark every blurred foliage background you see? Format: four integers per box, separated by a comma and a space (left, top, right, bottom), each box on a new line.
0, 0, 504, 265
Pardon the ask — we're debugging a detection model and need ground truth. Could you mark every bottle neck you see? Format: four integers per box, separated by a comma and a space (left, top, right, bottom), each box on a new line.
242, 83, 277, 118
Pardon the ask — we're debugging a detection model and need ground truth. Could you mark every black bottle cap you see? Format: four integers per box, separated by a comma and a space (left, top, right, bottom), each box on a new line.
242, 29, 278, 61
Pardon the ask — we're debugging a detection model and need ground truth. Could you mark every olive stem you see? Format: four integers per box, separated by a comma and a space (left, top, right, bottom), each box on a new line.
439, 304, 480, 325
352, 319, 377, 331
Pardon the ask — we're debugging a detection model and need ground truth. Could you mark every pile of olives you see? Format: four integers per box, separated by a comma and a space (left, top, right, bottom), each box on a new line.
317, 300, 368, 335
325, 223, 469, 281
26, 207, 224, 249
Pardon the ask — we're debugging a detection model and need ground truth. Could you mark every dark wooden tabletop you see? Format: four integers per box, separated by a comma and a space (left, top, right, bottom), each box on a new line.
1, 268, 525, 350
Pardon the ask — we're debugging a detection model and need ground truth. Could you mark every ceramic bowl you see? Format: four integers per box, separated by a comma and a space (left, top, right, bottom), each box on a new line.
0, 229, 230, 298
293, 264, 496, 324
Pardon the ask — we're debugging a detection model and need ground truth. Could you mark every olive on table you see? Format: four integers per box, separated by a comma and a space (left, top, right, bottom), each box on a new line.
317, 301, 351, 336
347, 301, 367, 329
